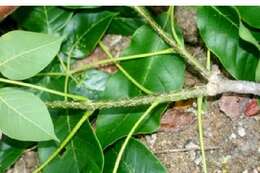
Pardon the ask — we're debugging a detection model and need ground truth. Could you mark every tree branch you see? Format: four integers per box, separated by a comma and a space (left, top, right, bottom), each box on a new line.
46, 69, 260, 110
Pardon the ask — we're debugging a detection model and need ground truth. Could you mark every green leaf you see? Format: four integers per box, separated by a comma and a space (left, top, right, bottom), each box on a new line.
0, 87, 57, 141
256, 60, 260, 82
61, 11, 116, 58
104, 138, 166, 173
38, 112, 104, 173
12, 6, 73, 35
69, 69, 110, 100
0, 138, 27, 173
96, 24, 185, 148
0, 30, 63, 80
236, 6, 260, 29
28, 61, 65, 102
108, 17, 144, 35
239, 22, 260, 51
197, 6, 259, 80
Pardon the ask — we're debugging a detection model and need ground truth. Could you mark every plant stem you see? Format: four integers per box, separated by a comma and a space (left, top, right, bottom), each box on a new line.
99, 41, 153, 95
112, 101, 159, 173
36, 72, 67, 76
169, 6, 183, 48
46, 86, 207, 110
70, 48, 174, 74
46, 74, 260, 110
33, 111, 93, 173
0, 77, 86, 101
197, 96, 208, 173
133, 6, 210, 80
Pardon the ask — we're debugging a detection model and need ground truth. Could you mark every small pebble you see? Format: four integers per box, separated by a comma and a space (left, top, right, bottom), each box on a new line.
184, 140, 199, 149
243, 170, 248, 173
145, 134, 157, 148
194, 155, 201, 165
238, 127, 246, 137
189, 151, 196, 161
229, 133, 237, 140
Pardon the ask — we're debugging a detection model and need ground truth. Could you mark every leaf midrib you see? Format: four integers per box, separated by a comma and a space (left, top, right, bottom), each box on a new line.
70, 13, 115, 52
0, 38, 61, 68
0, 96, 54, 139
211, 6, 239, 29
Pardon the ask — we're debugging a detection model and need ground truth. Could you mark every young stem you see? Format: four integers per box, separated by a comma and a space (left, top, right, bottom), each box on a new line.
99, 41, 153, 95
133, 6, 210, 80
197, 97, 208, 173
46, 86, 208, 110
33, 111, 93, 173
169, 6, 183, 48
0, 77, 86, 101
70, 48, 174, 74
112, 101, 160, 173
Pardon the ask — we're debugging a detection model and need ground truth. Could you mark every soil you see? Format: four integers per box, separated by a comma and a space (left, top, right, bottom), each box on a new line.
7, 6, 260, 173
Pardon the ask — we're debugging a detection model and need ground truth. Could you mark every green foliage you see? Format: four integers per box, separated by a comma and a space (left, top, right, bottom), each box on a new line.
104, 138, 167, 173
0, 87, 57, 141
0, 5, 259, 173
0, 138, 29, 172
38, 112, 104, 173
197, 6, 259, 81
108, 17, 144, 35
61, 11, 116, 58
236, 6, 260, 29
96, 23, 185, 148
0, 30, 62, 80
12, 6, 73, 35
69, 69, 110, 100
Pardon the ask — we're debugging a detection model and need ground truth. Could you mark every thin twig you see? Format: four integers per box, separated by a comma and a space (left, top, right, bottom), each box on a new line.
155, 146, 219, 154
71, 48, 174, 74
133, 6, 210, 80
46, 72, 260, 110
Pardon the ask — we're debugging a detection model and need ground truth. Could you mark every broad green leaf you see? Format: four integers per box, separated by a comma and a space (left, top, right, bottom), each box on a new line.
69, 69, 110, 100
104, 138, 167, 173
108, 17, 144, 35
61, 11, 116, 58
38, 112, 104, 173
250, 28, 260, 41
197, 6, 259, 80
256, 60, 260, 82
96, 23, 185, 148
0, 138, 28, 173
28, 61, 65, 102
0, 30, 63, 80
239, 22, 260, 51
12, 6, 73, 35
236, 6, 260, 29
0, 87, 57, 141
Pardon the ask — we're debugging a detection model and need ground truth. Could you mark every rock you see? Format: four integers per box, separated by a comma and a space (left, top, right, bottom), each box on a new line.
244, 99, 260, 117
237, 127, 246, 137
229, 133, 237, 140
184, 140, 199, 149
160, 107, 194, 132
219, 95, 249, 121
145, 134, 157, 149
194, 154, 201, 165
